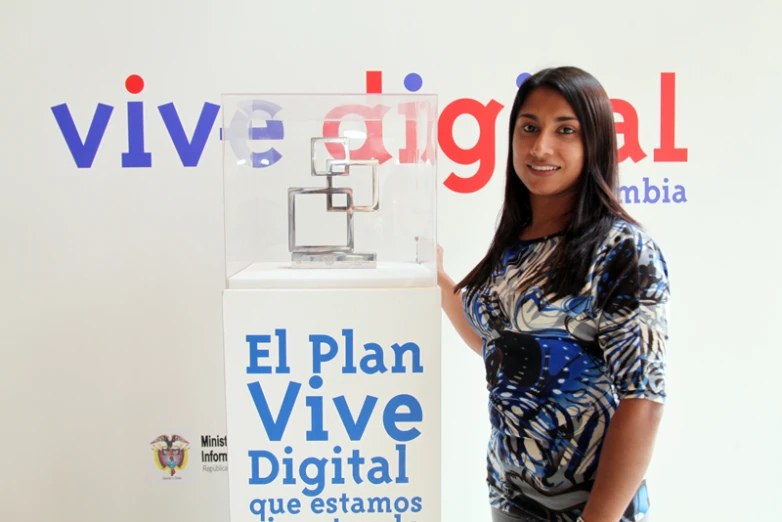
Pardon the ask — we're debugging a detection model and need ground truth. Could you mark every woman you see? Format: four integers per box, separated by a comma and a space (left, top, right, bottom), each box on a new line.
438, 67, 670, 522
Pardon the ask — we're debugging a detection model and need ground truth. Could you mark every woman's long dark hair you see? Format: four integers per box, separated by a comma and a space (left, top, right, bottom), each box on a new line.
454, 66, 638, 302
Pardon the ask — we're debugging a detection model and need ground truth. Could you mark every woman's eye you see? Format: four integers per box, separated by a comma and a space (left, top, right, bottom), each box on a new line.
560, 127, 575, 134
522, 124, 536, 132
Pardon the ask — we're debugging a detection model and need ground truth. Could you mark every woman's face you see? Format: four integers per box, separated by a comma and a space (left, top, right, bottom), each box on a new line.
512, 87, 585, 203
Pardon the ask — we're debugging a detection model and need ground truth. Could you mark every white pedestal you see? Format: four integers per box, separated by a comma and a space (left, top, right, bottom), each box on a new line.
222, 269, 441, 522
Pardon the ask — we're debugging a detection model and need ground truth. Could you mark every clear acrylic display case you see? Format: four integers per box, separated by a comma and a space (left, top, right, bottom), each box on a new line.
221, 93, 438, 289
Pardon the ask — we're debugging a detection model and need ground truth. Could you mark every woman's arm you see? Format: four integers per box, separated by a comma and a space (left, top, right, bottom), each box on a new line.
580, 398, 664, 522
582, 227, 670, 521
437, 245, 483, 356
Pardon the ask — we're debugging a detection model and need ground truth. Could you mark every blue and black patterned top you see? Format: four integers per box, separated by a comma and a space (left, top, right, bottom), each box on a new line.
463, 220, 669, 522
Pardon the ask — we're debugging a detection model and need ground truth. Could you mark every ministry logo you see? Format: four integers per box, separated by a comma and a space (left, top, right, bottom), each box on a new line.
150, 434, 190, 478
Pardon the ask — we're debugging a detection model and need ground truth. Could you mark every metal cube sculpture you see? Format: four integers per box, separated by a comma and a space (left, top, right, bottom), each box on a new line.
287, 137, 380, 268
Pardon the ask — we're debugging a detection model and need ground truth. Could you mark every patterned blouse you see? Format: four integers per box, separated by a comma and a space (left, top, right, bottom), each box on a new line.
462, 220, 670, 522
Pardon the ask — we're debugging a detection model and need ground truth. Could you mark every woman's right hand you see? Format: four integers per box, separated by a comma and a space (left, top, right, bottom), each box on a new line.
435, 243, 483, 355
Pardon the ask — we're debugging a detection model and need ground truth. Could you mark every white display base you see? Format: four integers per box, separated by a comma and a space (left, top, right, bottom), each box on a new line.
223, 286, 441, 522
227, 261, 436, 290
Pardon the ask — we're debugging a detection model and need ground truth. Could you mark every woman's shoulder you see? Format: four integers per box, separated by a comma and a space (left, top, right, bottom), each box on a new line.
601, 219, 663, 251
594, 218, 669, 276
589, 218, 671, 319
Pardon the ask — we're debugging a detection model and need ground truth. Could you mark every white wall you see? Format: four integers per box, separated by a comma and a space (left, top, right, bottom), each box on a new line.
1, 1, 781, 521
